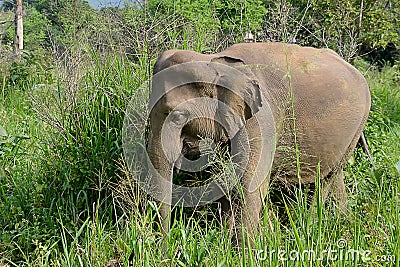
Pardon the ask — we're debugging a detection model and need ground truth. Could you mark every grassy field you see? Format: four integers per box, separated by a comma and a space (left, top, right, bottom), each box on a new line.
0, 50, 399, 266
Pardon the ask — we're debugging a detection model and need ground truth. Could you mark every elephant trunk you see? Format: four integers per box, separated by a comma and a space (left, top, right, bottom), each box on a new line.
146, 127, 182, 234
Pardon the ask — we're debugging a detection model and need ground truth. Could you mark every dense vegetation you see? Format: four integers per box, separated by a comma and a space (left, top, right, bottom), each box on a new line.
0, 0, 399, 266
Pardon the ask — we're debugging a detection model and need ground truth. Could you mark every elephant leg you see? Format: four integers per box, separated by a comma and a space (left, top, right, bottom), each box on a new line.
220, 192, 263, 248
217, 195, 235, 227
218, 195, 240, 246
159, 200, 171, 235
331, 170, 347, 213
321, 170, 347, 213
240, 189, 264, 247
224, 116, 271, 248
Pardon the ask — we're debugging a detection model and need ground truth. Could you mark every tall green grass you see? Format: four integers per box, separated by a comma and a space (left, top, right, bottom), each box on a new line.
1, 52, 399, 266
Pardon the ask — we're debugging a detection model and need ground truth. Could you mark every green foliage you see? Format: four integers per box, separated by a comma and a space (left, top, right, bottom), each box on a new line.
0, 9, 13, 46
215, 0, 266, 34
147, 0, 220, 31
0, 125, 29, 165
361, 0, 400, 48
0, 86, 52, 262
0, 3, 50, 50
46, 55, 135, 198
6, 51, 53, 89
304, 0, 400, 59
144, 0, 221, 52
55, 1, 96, 47
146, 0, 267, 50
23, 4, 50, 51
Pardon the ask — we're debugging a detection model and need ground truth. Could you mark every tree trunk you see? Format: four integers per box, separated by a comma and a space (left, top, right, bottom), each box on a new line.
14, 0, 23, 55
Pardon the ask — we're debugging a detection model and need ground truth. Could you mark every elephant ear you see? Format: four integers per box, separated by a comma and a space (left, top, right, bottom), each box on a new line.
211, 56, 275, 193
211, 56, 262, 138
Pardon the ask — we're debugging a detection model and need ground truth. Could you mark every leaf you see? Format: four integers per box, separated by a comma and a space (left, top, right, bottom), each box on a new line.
0, 125, 7, 137
347, 155, 355, 165
395, 160, 400, 176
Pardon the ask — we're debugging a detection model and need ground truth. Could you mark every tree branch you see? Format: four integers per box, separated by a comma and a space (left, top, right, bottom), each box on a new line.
0, 20, 13, 24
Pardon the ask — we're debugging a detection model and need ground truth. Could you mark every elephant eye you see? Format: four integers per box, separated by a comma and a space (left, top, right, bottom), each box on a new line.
169, 110, 189, 125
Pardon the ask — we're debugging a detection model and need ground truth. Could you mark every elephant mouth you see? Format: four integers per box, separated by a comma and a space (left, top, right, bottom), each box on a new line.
173, 136, 231, 187
181, 137, 201, 160
174, 136, 230, 173
181, 136, 226, 160
172, 137, 202, 184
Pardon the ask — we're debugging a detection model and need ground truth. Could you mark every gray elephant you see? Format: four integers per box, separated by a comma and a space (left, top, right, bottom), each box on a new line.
145, 42, 371, 245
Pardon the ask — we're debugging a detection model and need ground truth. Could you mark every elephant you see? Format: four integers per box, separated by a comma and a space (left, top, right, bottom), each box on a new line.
145, 42, 371, 245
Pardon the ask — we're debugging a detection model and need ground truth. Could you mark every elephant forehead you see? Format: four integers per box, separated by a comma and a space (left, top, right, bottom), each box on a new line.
169, 97, 219, 118
163, 86, 202, 109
